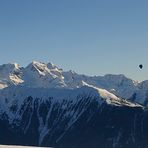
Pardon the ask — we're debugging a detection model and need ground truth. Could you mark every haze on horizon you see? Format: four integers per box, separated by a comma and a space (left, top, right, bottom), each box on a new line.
0, 0, 148, 81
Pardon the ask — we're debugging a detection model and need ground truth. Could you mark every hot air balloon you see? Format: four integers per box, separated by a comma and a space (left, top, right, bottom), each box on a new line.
139, 64, 143, 69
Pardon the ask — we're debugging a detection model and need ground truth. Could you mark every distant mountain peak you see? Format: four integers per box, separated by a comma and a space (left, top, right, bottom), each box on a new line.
27, 61, 46, 69
47, 62, 58, 69
0, 62, 20, 72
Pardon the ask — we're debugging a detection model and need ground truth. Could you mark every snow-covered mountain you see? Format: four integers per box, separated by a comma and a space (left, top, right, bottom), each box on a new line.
0, 63, 23, 88
1, 61, 148, 148
0, 61, 147, 105
0, 84, 145, 148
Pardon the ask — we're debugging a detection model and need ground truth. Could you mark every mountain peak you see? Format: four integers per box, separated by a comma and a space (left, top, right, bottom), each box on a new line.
27, 61, 46, 68
0, 63, 23, 88
25, 61, 47, 74
26, 61, 61, 72
47, 62, 57, 69
0, 62, 20, 71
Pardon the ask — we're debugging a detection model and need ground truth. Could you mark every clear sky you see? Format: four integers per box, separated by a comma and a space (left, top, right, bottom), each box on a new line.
0, 0, 148, 81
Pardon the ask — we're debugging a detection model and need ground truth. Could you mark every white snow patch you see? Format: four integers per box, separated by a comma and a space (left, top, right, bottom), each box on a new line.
0, 145, 52, 148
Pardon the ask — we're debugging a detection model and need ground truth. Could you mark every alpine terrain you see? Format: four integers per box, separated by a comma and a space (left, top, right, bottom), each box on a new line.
0, 61, 148, 148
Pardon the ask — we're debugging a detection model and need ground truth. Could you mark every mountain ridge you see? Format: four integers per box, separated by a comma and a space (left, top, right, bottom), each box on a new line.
0, 61, 147, 105
0, 84, 145, 148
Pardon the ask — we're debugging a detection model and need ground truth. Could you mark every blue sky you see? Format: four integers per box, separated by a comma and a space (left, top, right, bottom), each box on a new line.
0, 0, 148, 81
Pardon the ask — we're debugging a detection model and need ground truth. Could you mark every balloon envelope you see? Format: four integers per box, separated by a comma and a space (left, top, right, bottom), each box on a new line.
139, 64, 143, 69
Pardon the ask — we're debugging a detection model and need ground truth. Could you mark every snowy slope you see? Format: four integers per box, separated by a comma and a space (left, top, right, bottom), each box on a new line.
0, 84, 142, 124
0, 84, 143, 147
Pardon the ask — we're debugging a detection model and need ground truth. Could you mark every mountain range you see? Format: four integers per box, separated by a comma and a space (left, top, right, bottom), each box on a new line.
0, 61, 148, 148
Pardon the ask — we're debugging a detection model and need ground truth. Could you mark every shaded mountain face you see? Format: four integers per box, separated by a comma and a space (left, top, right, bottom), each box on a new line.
0, 61, 148, 148
0, 85, 147, 148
